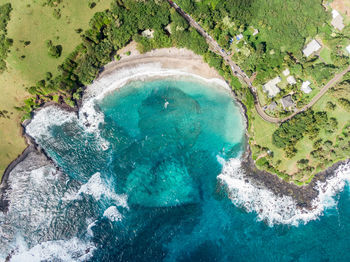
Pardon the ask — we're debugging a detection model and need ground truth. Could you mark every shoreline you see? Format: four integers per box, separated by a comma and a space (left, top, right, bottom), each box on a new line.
82, 48, 230, 104
239, 145, 350, 209
0, 47, 349, 213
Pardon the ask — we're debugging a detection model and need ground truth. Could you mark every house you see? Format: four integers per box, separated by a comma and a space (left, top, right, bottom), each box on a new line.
236, 34, 243, 41
282, 68, 290, 76
331, 10, 345, 31
346, 45, 350, 54
262, 77, 281, 97
301, 81, 312, 94
303, 40, 322, 57
253, 29, 259, 36
266, 101, 277, 111
142, 29, 154, 38
280, 95, 295, 109
165, 24, 172, 34
287, 76, 297, 85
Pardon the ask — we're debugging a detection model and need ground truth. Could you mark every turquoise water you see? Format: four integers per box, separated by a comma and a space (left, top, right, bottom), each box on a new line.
5, 78, 350, 261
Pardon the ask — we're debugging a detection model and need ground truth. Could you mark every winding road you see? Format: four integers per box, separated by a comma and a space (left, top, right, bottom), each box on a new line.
168, 0, 350, 124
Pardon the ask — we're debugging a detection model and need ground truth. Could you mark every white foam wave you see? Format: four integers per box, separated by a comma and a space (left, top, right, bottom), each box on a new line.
26, 103, 110, 152
26, 106, 76, 140
216, 155, 226, 166
103, 206, 123, 222
86, 219, 98, 237
218, 158, 350, 226
9, 236, 95, 262
63, 173, 128, 209
164, 101, 169, 109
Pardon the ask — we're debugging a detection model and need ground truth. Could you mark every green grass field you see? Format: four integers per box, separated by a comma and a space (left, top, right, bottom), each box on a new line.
0, 0, 111, 177
319, 47, 333, 65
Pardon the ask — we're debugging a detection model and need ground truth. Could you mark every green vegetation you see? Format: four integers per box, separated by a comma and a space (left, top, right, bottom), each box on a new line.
338, 98, 350, 111
0, 0, 242, 180
0, 0, 111, 177
320, 47, 333, 64
176, 0, 330, 82
176, 0, 350, 123
251, 75, 350, 184
0, 0, 349, 186
0, 3, 12, 73
174, 0, 350, 184
16, 0, 245, 118
46, 40, 62, 58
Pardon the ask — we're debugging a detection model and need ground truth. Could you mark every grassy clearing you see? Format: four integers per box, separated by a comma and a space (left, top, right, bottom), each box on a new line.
319, 47, 333, 65
0, 0, 111, 177
4, 0, 111, 82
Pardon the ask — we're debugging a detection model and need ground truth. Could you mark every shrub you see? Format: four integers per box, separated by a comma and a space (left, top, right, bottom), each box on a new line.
46, 40, 62, 58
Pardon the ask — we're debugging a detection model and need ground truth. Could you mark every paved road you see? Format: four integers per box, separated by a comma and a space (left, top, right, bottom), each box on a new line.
168, 0, 350, 124
282, 64, 350, 122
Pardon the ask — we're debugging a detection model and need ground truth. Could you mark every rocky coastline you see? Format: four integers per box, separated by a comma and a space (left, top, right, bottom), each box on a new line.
0, 47, 349, 214
1, 90, 348, 214
239, 144, 350, 210
0, 102, 75, 212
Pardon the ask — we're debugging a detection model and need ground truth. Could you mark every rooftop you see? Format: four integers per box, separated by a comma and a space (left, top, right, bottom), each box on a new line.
142, 29, 154, 38
266, 101, 277, 111
301, 81, 312, 94
287, 76, 297, 85
303, 40, 322, 57
262, 77, 281, 97
331, 10, 345, 31
280, 95, 294, 109
282, 68, 290, 76
346, 45, 350, 54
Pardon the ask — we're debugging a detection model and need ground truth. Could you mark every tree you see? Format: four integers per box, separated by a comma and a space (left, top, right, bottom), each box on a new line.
0, 3, 12, 73
46, 40, 62, 58
326, 101, 336, 110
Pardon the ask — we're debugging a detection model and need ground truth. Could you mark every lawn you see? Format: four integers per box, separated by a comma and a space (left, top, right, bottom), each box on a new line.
250, 76, 350, 184
0, 0, 111, 178
319, 47, 333, 65
250, 108, 307, 177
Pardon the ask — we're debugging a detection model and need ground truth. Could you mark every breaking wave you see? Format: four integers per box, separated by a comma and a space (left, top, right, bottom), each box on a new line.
63, 172, 128, 209
8, 237, 96, 262
218, 158, 350, 226
103, 206, 123, 222
0, 151, 126, 260
25, 106, 76, 140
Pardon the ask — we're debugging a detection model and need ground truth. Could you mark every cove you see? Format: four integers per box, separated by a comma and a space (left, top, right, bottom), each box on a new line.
17, 77, 246, 260
3, 77, 350, 261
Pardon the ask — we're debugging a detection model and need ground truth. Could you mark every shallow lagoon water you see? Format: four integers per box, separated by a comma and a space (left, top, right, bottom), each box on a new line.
2, 78, 350, 261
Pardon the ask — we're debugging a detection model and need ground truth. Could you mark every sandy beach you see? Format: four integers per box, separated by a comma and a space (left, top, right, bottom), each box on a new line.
83, 47, 230, 103
101, 46, 223, 80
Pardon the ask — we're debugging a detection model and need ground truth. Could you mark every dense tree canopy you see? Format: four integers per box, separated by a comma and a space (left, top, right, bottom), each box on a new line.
0, 3, 12, 73
177, 0, 328, 53
176, 0, 329, 83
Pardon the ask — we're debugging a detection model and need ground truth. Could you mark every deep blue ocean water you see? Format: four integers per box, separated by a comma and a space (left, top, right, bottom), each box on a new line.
4, 78, 350, 261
